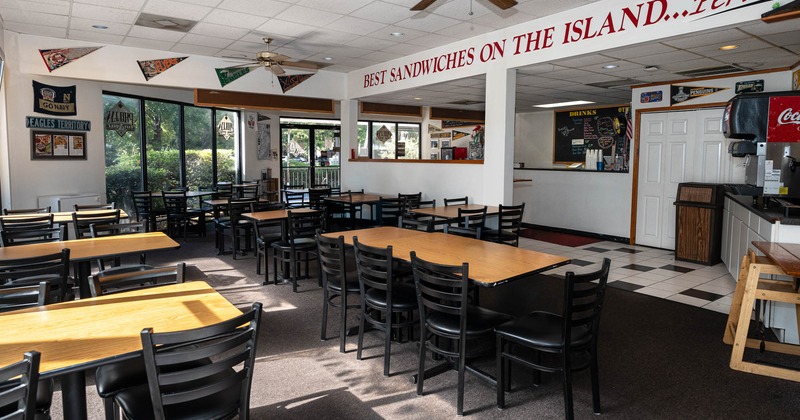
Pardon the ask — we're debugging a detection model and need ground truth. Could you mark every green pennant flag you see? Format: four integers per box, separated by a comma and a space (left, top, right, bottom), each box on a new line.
215, 67, 251, 87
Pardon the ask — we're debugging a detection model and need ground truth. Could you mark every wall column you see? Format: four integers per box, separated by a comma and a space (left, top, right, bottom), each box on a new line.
339, 99, 358, 189
483, 64, 516, 205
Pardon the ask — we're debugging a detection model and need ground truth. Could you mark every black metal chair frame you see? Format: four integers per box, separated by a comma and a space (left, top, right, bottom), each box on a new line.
1, 225, 66, 247
0, 214, 54, 232
0, 350, 41, 420
89, 263, 186, 297
378, 197, 406, 227
214, 198, 254, 258
162, 191, 205, 240
317, 232, 360, 353
0, 282, 51, 313
271, 210, 324, 292
74, 203, 116, 211
131, 191, 165, 233
484, 203, 525, 247
3, 207, 51, 215
252, 203, 286, 285
283, 190, 307, 209
0, 249, 71, 303
444, 196, 469, 206
72, 209, 121, 239
444, 206, 487, 239
495, 258, 611, 419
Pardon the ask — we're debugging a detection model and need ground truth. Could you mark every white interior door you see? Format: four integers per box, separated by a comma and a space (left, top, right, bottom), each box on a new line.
636, 108, 726, 249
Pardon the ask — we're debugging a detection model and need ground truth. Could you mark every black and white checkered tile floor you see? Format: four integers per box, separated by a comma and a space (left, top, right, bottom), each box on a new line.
519, 237, 735, 314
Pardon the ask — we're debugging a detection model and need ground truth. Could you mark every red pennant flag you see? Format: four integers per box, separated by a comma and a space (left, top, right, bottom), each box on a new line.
39, 47, 102, 72
138, 57, 188, 81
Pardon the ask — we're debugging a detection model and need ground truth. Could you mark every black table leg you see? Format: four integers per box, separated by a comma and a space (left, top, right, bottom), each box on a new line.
61, 371, 87, 420
76, 261, 92, 299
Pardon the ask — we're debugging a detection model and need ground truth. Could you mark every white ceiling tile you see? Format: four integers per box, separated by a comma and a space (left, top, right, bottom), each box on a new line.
368, 25, 427, 42
435, 21, 494, 38
627, 50, 704, 67
75, 0, 146, 11
346, 36, 395, 51
217, 0, 292, 18
2, 21, 67, 37
656, 57, 725, 72
224, 39, 269, 54
240, 32, 296, 45
403, 32, 458, 47
171, 43, 224, 56
430, 0, 492, 19
180, 33, 235, 48
297, 0, 372, 14
274, 5, 342, 26
203, 9, 269, 30
685, 37, 775, 58
255, 19, 314, 38
314, 46, 370, 59
300, 30, 360, 47
326, 16, 387, 36
189, 22, 249, 40
68, 29, 125, 44
350, 1, 416, 24
324, 63, 361, 72
72, 3, 139, 24
600, 42, 678, 60
0, 0, 69, 15
143, 0, 212, 21
472, 9, 537, 29
122, 37, 177, 51
69, 17, 132, 35
382, 42, 427, 55
361, 50, 402, 61
128, 25, 187, 42
173, 0, 222, 7
0, 8, 68, 26
395, 12, 460, 33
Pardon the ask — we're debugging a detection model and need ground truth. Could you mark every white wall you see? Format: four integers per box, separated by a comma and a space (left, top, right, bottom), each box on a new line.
514, 110, 553, 168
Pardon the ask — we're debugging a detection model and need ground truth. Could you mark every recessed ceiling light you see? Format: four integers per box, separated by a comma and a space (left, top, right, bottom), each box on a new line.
155, 19, 179, 27
390, 32, 404, 37
534, 100, 595, 109
719, 44, 739, 51
323, 57, 333, 61
602, 64, 618, 69
643, 66, 659, 72
413, 97, 422, 100
92, 24, 108, 29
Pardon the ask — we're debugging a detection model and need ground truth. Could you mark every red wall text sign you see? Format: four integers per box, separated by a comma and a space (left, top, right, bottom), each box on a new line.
768, 96, 800, 143
361, 0, 761, 89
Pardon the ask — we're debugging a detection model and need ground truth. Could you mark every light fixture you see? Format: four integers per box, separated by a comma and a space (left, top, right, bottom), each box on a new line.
323, 57, 333, 61
643, 66, 659, 72
155, 19, 179, 27
602, 64, 618, 69
92, 24, 108, 29
413, 97, 423, 100
390, 31, 404, 37
534, 100, 595, 109
719, 44, 739, 51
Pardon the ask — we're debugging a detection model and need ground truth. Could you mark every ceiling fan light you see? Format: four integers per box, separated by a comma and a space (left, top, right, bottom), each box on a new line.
390, 32, 404, 37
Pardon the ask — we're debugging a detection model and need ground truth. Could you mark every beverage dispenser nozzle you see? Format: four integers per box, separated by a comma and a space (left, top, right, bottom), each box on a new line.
788, 156, 798, 173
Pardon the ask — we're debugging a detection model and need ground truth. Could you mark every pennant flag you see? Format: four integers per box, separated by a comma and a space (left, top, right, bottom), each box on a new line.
257, 113, 271, 122
670, 85, 728, 104
427, 124, 440, 133
215, 67, 251, 87
452, 131, 470, 141
33, 80, 77, 116
138, 57, 187, 81
39, 47, 101, 72
277, 74, 313, 93
442, 120, 481, 128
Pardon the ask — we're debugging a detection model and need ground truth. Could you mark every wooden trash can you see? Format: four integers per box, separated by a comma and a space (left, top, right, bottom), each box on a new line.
674, 183, 725, 265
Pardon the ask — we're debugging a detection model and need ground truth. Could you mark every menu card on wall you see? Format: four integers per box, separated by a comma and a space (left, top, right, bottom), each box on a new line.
553, 105, 629, 164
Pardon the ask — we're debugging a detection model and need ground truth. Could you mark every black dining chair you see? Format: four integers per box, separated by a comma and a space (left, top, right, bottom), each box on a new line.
74, 202, 116, 211
3, 206, 51, 215
0, 282, 51, 313
378, 197, 405, 227
484, 203, 525, 246
308, 187, 331, 211
131, 191, 165, 232
89, 221, 152, 273
72, 209, 121, 239
162, 190, 205, 240
399, 215, 433, 232
0, 249, 72, 303
271, 210, 324, 292
0, 214, 54, 232
444, 206, 487, 239
106, 302, 262, 420
398, 192, 422, 210
495, 258, 611, 419
444, 196, 468, 206
89, 263, 186, 297
214, 198, 254, 258
352, 237, 417, 376
283, 190, 307, 209
252, 203, 286, 285
0, 351, 42, 420
411, 252, 513, 415
316, 232, 360, 353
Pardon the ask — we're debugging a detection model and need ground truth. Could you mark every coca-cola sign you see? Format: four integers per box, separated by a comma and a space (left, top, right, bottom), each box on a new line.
767, 96, 800, 143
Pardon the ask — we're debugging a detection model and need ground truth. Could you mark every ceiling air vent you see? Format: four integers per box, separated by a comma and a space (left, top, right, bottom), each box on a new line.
586, 78, 642, 88
448, 100, 483, 106
675, 65, 746, 77
135, 13, 197, 33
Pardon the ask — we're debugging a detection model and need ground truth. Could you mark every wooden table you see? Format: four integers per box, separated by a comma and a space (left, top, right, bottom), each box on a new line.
409, 204, 501, 220
0, 281, 242, 419
0, 232, 180, 298
0, 209, 130, 225
724, 241, 800, 382
323, 226, 570, 287
325, 193, 384, 228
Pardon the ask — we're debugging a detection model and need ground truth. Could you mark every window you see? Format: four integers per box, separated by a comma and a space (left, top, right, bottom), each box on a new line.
358, 121, 421, 160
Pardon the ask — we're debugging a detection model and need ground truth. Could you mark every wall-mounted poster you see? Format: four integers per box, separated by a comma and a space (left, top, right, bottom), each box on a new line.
31, 130, 86, 159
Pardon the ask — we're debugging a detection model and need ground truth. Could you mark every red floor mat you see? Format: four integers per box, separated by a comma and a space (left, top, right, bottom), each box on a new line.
520, 228, 602, 247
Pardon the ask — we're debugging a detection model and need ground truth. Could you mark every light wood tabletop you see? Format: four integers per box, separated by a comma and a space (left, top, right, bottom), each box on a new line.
0, 231, 178, 262
242, 207, 318, 222
0, 209, 130, 224
325, 193, 384, 204
751, 241, 800, 277
409, 204, 501, 219
323, 226, 570, 287
0, 281, 242, 418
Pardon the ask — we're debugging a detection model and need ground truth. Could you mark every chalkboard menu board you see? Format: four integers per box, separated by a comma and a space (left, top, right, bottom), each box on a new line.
553, 105, 630, 164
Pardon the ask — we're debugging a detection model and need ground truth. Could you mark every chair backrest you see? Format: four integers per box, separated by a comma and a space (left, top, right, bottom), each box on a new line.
74, 203, 115, 211
444, 196, 468, 206
89, 263, 186, 297
72, 209, 121, 239
0, 350, 41, 420
89, 221, 148, 271
131, 191, 155, 216
308, 188, 331, 210
399, 215, 433, 232
1, 225, 66, 247
287, 210, 325, 242
352, 237, 394, 296
562, 258, 611, 350
417, 199, 436, 209
398, 192, 422, 209
162, 191, 189, 216
0, 249, 71, 303
284, 183, 304, 190
316, 232, 350, 292
311, 182, 329, 189
227, 198, 255, 223
215, 183, 233, 199
0, 282, 51, 313
410, 252, 470, 344
496, 203, 526, 246
283, 190, 307, 208
0, 214, 54, 232
140, 302, 262, 420
457, 206, 487, 230
378, 198, 405, 227
3, 207, 51, 215
236, 183, 259, 200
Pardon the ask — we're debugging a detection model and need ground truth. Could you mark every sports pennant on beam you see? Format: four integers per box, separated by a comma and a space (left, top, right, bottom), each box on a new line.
215, 67, 251, 87
277, 74, 313, 93
138, 57, 188, 81
452, 131, 470, 141
39, 47, 102, 72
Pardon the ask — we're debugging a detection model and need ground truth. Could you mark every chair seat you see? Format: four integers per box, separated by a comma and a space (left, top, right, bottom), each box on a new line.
364, 283, 417, 310
427, 305, 513, 338
272, 237, 316, 250
327, 272, 360, 293
114, 381, 241, 420
95, 359, 147, 398
494, 311, 592, 349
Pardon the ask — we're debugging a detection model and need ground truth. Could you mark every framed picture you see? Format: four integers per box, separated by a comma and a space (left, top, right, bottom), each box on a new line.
430, 153, 439, 160
31, 130, 86, 159
441, 140, 451, 148
430, 140, 439, 148
441, 147, 454, 160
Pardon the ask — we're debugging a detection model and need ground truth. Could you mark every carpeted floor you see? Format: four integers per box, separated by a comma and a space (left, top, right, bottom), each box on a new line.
519, 228, 602, 247
49, 232, 800, 419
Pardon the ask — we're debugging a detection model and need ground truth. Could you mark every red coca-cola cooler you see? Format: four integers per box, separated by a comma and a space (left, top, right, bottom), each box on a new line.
723, 91, 800, 195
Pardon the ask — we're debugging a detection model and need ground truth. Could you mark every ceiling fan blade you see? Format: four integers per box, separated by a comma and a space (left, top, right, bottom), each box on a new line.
488, 0, 518, 9
270, 63, 286, 76
411, 0, 436, 11
223, 63, 259, 69
280, 61, 319, 70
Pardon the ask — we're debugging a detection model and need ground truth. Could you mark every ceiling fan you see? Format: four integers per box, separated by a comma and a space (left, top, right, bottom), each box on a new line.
411, 0, 517, 11
226, 37, 321, 76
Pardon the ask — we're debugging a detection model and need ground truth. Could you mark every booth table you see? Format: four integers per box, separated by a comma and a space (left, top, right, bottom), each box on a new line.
0, 281, 242, 420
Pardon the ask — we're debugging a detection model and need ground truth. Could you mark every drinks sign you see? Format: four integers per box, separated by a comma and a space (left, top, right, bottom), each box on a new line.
767, 96, 800, 143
